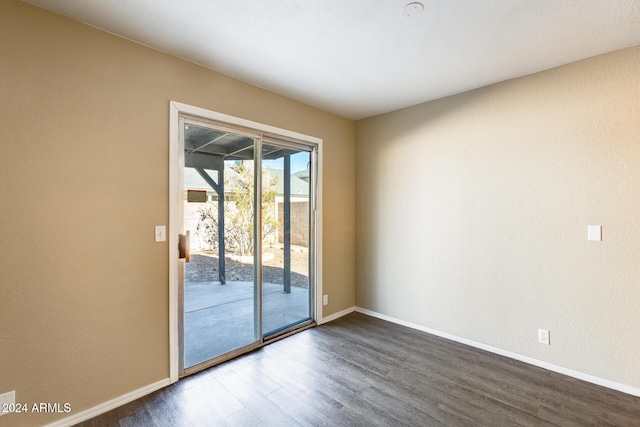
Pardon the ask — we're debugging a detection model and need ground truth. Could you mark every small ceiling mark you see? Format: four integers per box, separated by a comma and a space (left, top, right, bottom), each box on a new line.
401, 2, 424, 20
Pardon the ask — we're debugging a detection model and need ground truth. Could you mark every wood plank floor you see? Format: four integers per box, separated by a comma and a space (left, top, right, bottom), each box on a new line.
77, 312, 640, 426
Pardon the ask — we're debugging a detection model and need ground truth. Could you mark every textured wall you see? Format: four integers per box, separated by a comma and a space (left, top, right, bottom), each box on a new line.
0, 1, 354, 425
356, 45, 640, 389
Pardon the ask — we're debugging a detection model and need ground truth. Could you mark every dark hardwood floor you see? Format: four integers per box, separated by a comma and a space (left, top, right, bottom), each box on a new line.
77, 312, 640, 426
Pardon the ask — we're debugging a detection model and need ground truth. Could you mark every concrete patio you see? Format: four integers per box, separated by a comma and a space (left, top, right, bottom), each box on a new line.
184, 281, 311, 368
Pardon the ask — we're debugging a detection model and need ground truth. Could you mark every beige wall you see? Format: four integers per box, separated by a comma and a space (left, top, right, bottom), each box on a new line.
0, 1, 354, 425
356, 45, 640, 389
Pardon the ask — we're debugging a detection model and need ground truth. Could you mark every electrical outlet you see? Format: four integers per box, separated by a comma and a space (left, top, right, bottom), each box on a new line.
538, 329, 550, 345
0, 391, 15, 417
322, 295, 328, 306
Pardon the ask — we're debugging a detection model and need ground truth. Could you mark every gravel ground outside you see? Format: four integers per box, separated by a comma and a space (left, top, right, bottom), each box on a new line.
185, 247, 310, 289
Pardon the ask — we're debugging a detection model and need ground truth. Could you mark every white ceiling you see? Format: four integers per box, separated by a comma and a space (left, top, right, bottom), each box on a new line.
24, 0, 640, 120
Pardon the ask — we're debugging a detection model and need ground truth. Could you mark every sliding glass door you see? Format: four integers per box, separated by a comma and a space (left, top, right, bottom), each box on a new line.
261, 142, 313, 337
179, 118, 316, 374
181, 121, 259, 370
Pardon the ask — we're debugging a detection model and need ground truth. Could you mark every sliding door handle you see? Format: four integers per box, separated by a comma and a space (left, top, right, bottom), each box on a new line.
178, 231, 190, 262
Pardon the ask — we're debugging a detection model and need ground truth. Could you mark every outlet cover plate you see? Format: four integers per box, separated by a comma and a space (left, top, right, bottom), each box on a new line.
538, 329, 550, 345
0, 391, 15, 417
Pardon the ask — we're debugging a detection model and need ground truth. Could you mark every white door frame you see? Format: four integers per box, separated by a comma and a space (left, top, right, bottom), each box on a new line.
168, 101, 323, 382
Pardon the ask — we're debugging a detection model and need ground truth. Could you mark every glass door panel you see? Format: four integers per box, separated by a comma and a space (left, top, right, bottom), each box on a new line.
179, 117, 317, 374
182, 121, 258, 369
261, 143, 312, 336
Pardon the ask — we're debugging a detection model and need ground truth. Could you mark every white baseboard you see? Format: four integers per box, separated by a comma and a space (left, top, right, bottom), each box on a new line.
45, 306, 355, 426
44, 378, 172, 427
43, 305, 639, 427
319, 306, 355, 324
354, 307, 640, 398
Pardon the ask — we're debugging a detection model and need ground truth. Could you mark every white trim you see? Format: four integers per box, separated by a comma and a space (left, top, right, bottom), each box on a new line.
354, 307, 640, 398
170, 102, 323, 146
42, 304, 639, 426
315, 146, 323, 326
44, 379, 171, 427
319, 306, 355, 324
169, 101, 323, 378
169, 102, 180, 383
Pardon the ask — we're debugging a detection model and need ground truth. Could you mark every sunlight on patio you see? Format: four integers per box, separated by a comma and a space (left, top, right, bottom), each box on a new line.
184, 279, 310, 367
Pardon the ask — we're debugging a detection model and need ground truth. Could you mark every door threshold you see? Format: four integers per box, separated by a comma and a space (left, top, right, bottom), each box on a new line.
264, 319, 315, 342
180, 321, 316, 378
181, 341, 263, 378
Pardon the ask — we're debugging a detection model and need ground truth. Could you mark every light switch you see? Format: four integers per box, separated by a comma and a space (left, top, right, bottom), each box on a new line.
587, 225, 602, 241
155, 225, 166, 242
